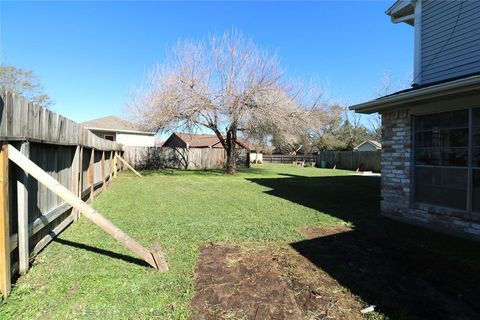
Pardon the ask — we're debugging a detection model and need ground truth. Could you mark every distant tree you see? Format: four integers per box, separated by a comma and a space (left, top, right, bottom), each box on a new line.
336, 110, 373, 150
309, 104, 345, 151
267, 103, 376, 153
369, 71, 413, 141
0, 65, 53, 107
129, 30, 313, 174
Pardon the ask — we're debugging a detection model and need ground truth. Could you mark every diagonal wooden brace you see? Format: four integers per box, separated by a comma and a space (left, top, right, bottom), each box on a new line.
115, 154, 143, 178
7, 144, 167, 272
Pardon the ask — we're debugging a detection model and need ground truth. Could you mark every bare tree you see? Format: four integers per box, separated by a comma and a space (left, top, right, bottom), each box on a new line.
129, 30, 311, 174
369, 71, 413, 141
0, 65, 53, 107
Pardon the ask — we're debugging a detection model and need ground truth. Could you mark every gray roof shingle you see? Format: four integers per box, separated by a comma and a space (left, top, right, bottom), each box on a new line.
81, 116, 147, 132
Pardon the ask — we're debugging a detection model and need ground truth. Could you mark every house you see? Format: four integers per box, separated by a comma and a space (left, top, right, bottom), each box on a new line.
354, 140, 381, 152
81, 116, 156, 147
163, 132, 250, 150
350, 0, 480, 239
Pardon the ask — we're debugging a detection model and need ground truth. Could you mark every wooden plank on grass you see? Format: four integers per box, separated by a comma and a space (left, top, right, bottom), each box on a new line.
0, 143, 11, 298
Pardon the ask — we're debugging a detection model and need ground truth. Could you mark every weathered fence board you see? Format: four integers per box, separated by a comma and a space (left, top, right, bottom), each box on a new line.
0, 143, 11, 298
123, 146, 249, 170
0, 91, 124, 297
263, 152, 381, 173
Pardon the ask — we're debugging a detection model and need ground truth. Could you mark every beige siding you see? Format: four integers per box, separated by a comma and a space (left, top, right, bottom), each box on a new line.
89, 130, 116, 141
116, 133, 155, 147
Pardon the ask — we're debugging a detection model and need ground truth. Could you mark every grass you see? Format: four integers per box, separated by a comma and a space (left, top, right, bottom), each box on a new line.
0, 164, 479, 319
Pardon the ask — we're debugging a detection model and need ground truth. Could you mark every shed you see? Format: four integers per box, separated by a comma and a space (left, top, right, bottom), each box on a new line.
353, 140, 381, 152
81, 116, 156, 147
163, 132, 250, 150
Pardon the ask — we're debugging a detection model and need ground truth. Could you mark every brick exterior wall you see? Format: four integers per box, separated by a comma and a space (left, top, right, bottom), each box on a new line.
381, 110, 412, 216
381, 109, 480, 240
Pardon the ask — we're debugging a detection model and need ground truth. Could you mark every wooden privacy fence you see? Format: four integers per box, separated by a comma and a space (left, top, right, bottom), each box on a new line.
263, 151, 381, 173
0, 91, 125, 298
123, 146, 249, 170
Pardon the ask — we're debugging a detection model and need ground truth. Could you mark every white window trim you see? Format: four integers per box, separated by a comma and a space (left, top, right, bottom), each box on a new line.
413, 0, 422, 85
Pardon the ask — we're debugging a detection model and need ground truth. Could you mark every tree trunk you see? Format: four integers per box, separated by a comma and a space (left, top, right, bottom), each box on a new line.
225, 130, 237, 175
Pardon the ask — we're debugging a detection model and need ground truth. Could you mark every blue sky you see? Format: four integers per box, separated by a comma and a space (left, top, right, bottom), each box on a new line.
1, 1, 413, 124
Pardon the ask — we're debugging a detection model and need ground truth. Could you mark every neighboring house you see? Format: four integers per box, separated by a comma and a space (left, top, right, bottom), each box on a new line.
81, 116, 156, 147
163, 132, 250, 150
350, 0, 480, 239
354, 140, 381, 152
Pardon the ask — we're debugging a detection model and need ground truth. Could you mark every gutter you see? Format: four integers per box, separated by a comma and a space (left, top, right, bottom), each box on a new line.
391, 13, 414, 24
84, 127, 156, 135
350, 75, 480, 114
385, 0, 415, 25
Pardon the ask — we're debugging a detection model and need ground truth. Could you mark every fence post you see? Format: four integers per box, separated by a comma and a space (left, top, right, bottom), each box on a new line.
0, 143, 11, 298
109, 150, 113, 181
88, 148, 94, 201
71, 146, 80, 222
17, 141, 29, 274
101, 151, 106, 191
113, 151, 118, 178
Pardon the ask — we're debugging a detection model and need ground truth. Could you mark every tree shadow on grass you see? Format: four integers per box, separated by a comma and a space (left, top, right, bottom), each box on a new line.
248, 173, 480, 320
54, 238, 149, 268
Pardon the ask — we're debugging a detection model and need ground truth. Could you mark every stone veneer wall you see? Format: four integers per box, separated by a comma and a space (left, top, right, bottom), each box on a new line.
381, 109, 480, 240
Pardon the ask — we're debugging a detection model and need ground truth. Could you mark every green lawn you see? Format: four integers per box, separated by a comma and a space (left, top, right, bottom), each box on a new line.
1, 164, 479, 319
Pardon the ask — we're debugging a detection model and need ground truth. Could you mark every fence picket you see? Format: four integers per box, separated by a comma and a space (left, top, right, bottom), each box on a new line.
262, 152, 381, 173
0, 91, 123, 286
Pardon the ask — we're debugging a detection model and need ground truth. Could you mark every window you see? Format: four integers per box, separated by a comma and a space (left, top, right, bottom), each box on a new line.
473, 108, 480, 212
104, 135, 114, 141
414, 108, 480, 212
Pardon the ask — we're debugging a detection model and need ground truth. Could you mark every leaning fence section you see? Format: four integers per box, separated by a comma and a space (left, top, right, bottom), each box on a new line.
263, 151, 381, 173
0, 91, 124, 298
123, 146, 249, 170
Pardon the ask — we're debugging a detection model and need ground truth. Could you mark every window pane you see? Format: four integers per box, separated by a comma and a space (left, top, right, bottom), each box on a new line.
415, 111, 468, 167
415, 128, 468, 148
473, 147, 480, 167
473, 170, 480, 213
415, 167, 468, 210
415, 110, 468, 131
416, 147, 467, 166
472, 128, 480, 146
473, 108, 480, 128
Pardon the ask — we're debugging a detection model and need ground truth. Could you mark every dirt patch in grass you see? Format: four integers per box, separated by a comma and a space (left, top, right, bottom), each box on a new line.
293, 225, 480, 320
298, 225, 353, 239
190, 242, 366, 320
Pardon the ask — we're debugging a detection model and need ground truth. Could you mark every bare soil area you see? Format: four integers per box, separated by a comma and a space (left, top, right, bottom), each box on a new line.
191, 224, 480, 320
190, 239, 366, 320
293, 225, 480, 320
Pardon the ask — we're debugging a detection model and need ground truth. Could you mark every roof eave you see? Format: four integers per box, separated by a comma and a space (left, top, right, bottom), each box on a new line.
386, 0, 415, 26
85, 127, 156, 135
349, 76, 480, 114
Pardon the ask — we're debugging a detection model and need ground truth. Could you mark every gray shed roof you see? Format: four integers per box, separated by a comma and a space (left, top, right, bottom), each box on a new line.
354, 140, 381, 151
81, 116, 155, 134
